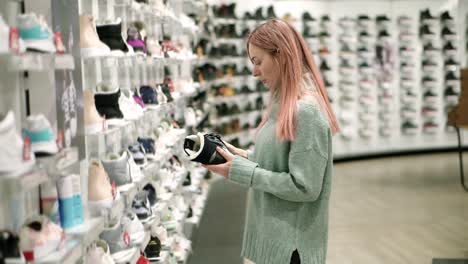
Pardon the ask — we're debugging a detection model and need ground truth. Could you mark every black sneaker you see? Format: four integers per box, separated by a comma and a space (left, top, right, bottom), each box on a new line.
444, 87, 459, 97
423, 42, 439, 51
444, 57, 458, 67
422, 76, 437, 83
422, 59, 437, 67
302, 12, 315, 21
420, 8, 436, 21
440, 11, 454, 22
445, 71, 459, 81
419, 24, 435, 36
423, 90, 437, 98
441, 27, 456, 37
253, 7, 264, 20
94, 87, 124, 120
243, 11, 253, 20
183, 133, 231, 164
378, 30, 390, 38
443, 41, 457, 52
145, 236, 162, 261
402, 120, 418, 134
0, 230, 20, 261
266, 5, 276, 18
96, 19, 129, 52
376, 15, 390, 23
320, 60, 331, 71
358, 15, 371, 22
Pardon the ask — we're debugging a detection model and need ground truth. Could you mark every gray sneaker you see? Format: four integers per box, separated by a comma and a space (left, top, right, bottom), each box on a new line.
101, 151, 132, 186
99, 219, 136, 263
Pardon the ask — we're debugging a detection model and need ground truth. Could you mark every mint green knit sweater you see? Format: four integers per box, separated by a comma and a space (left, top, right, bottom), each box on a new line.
228, 101, 332, 264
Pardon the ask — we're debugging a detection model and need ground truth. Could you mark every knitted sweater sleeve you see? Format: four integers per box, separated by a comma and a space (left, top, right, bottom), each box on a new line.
228, 104, 330, 202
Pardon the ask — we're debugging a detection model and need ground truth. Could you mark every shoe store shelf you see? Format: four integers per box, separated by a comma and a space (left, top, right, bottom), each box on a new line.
223, 128, 256, 143
4, 238, 82, 264
65, 217, 105, 249
3, 53, 75, 72
192, 56, 248, 66
211, 109, 262, 124
334, 131, 468, 160
212, 18, 238, 25
201, 75, 255, 89
209, 91, 268, 105
0, 169, 48, 197
36, 148, 80, 178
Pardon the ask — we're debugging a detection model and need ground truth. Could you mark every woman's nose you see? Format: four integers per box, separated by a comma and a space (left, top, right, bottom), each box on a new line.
253, 67, 260, 77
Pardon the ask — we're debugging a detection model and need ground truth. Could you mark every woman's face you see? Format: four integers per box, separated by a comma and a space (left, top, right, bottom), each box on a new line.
249, 44, 279, 90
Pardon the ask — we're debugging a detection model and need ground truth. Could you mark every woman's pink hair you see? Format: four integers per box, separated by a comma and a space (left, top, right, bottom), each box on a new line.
247, 18, 340, 141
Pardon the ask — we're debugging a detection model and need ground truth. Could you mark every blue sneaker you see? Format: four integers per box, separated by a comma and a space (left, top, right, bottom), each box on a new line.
22, 114, 58, 156
17, 13, 55, 53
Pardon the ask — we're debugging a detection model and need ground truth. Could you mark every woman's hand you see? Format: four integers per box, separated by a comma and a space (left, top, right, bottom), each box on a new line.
223, 141, 248, 159
202, 147, 234, 179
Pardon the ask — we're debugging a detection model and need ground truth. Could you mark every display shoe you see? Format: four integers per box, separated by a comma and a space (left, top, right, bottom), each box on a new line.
96, 18, 129, 54
139, 86, 158, 108
88, 160, 117, 217
131, 191, 153, 223
126, 23, 146, 54
155, 85, 168, 104
183, 133, 231, 165
119, 90, 144, 121
302, 12, 315, 21
137, 137, 156, 159
86, 240, 116, 264
126, 150, 144, 183
144, 236, 161, 261
143, 183, 158, 208
0, 111, 35, 176
17, 13, 55, 53
0, 230, 21, 261
19, 215, 64, 261
84, 89, 105, 134
121, 212, 145, 246
128, 143, 147, 167
94, 85, 125, 127
99, 219, 135, 263
22, 114, 58, 156
146, 37, 163, 58
448, 69, 468, 127
79, 15, 111, 58
402, 120, 418, 135
0, 15, 10, 53
101, 151, 132, 186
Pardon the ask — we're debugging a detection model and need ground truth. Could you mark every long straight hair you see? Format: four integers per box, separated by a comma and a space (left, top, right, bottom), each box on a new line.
247, 18, 340, 141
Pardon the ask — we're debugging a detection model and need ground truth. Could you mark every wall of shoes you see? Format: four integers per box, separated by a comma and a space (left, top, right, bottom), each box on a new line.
207, 0, 468, 159
0, 0, 214, 263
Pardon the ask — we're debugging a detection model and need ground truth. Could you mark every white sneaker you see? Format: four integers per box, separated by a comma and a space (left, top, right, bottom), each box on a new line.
0, 15, 9, 53
17, 13, 56, 53
23, 114, 58, 156
121, 211, 145, 246
127, 150, 144, 182
0, 111, 35, 176
86, 240, 116, 264
119, 90, 144, 121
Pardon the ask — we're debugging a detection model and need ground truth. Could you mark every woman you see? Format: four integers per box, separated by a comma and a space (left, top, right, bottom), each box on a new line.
204, 18, 340, 264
